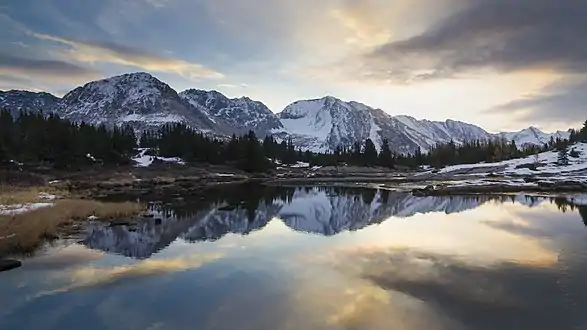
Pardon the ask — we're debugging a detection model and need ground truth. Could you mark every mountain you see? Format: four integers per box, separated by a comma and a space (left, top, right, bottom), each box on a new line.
277, 97, 494, 154
498, 127, 571, 148
0, 90, 60, 117
53, 72, 229, 133
179, 89, 283, 137
1, 72, 574, 154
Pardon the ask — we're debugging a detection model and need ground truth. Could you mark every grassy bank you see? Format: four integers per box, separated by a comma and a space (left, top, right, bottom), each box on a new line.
0, 199, 144, 257
0, 185, 66, 205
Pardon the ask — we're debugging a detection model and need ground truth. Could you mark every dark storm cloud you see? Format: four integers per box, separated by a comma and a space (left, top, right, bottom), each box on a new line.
0, 52, 98, 80
366, 0, 587, 80
490, 78, 587, 125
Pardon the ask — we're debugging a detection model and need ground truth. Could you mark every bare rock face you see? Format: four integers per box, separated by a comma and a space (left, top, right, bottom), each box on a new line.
0, 90, 60, 117
180, 89, 283, 137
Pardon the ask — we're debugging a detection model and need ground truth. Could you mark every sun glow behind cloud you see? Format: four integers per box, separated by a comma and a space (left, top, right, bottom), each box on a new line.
0, 0, 584, 131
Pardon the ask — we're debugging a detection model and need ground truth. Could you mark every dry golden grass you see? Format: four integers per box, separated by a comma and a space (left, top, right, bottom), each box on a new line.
0, 185, 69, 205
0, 199, 144, 257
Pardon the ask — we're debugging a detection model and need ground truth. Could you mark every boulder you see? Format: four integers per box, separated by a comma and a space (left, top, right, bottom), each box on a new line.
0, 259, 22, 272
515, 163, 538, 171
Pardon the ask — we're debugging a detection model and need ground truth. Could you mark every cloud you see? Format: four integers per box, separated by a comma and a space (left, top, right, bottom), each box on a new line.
490, 78, 587, 126
145, 0, 171, 9
359, 0, 587, 82
217, 83, 249, 89
0, 52, 99, 82
37, 253, 223, 296
32, 32, 224, 80
329, 1, 393, 48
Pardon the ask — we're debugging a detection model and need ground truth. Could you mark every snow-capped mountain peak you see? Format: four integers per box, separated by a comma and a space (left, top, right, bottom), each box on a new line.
278, 99, 496, 154
180, 89, 282, 136
0, 90, 60, 117
53, 72, 225, 133
498, 126, 570, 148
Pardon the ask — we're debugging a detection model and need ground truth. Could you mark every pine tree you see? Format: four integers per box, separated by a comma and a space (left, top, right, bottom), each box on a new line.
262, 135, 276, 160
239, 131, 270, 172
282, 138, 297, 165
557, 145, 569, 166
581, 120, 587, 142
378, 139, 393, 168
363, 139, 378, 166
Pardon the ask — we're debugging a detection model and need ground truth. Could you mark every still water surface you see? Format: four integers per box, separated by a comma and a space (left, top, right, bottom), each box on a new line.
1, 186, 587, 330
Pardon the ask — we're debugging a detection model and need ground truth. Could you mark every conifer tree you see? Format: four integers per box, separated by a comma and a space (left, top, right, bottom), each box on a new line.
363, 139, 378, 166
581, 120, 587, 142
378, 139, 393, 168
557, 145, 569, 166
239, 130, 271, 172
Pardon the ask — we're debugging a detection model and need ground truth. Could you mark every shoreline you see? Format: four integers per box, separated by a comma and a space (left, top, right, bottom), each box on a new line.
2, 164, 586, 201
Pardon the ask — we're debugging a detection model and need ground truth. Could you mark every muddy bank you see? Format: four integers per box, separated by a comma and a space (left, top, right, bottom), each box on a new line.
67, 174, 252, 200
412, 179, 587, 197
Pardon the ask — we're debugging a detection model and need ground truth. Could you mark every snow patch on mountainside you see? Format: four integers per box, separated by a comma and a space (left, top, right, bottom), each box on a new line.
121, 113, 185, 124
280, 99, 333, 141
369, 117, 382, 149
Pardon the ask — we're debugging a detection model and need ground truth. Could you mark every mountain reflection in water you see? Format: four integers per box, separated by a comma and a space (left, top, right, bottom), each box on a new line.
2, 186, 587, 330
82, 186, 587, 259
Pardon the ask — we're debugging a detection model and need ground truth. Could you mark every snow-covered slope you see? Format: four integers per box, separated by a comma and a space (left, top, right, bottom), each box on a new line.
277, 97, 495, 154
438, 142, 587, 177
179, 89, 282, 136
279, 97, 384, 152
0, 90, 60, 117
498, 127, 571, 148
53, 72, 229, 133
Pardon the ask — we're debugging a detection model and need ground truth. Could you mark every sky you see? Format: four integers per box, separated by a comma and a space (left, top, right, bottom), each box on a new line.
0, 0, 585, 133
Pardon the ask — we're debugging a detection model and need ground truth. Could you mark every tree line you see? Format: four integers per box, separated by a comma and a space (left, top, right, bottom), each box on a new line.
2, 108, 586, 172
0, 110, 136, 168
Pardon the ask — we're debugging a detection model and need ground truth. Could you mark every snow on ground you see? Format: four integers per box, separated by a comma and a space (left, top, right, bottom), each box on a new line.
0, 203, 54, 215
291, 162, 310, 168
214, 173, 235, 177
439, 143, 587, 177
38, 192, 57, 200
133, 149, 186, 167
449, 179, 538, 188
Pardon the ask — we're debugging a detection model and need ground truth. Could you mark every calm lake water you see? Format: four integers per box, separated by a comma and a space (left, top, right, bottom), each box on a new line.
2, 185, 587, 330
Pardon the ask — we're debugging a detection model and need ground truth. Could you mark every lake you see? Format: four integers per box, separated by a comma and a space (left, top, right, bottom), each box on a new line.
1, 185, 587, 330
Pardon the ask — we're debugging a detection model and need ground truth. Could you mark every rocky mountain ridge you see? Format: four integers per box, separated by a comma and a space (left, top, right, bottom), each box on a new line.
0, 72, 571, 154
